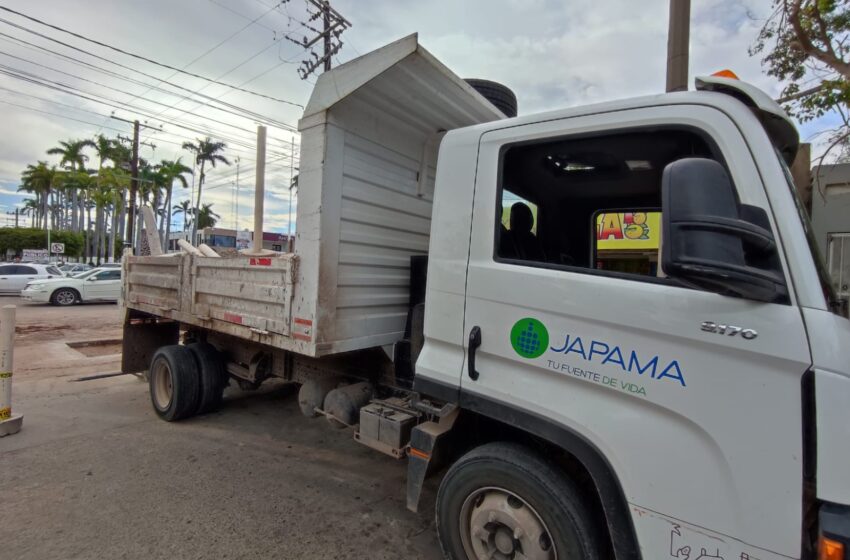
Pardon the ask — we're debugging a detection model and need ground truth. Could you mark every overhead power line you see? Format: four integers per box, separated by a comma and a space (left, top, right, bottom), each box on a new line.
0, 5, 304, 107
0, 29, 298, 132
0, 50, 275, 144
115, 0, 290, 130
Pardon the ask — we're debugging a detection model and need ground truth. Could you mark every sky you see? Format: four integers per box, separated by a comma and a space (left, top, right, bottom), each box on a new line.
0, 0, 831, 232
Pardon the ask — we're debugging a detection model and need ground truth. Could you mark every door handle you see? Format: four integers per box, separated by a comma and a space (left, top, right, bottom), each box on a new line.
468, 326, 482, 380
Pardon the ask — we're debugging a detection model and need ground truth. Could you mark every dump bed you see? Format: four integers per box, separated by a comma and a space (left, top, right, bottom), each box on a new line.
125, 254, 298, 348
123, 33, 504, 357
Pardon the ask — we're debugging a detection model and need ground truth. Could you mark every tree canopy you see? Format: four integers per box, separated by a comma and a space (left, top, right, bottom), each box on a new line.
752, 0, 850, 158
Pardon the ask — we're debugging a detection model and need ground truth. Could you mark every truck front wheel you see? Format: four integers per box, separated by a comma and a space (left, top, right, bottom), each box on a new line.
436, 442, 599, 560
149, 345, 200, 422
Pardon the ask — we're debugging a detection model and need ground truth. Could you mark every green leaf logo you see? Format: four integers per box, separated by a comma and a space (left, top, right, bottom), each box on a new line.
510, 318, 549, 359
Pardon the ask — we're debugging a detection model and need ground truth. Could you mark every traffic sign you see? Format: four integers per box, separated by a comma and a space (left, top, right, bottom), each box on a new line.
50, 243, 65, 254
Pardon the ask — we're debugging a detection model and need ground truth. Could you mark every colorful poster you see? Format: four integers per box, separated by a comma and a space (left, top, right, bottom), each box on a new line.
595, 211, 661, 251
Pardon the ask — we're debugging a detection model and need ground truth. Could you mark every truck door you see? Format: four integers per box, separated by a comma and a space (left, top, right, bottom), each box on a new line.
461, 106, 811, 559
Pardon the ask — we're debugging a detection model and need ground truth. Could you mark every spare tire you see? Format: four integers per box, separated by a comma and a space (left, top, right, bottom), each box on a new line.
465, 79, 518, 118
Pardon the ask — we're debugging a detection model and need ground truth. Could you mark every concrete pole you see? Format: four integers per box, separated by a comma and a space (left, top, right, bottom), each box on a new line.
0, 305, 22, 436
666, 0, 691, 92
252, 125, 267, 254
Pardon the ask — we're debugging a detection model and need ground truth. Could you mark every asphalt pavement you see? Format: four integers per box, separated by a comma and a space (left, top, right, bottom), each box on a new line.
0, 298, 443, 560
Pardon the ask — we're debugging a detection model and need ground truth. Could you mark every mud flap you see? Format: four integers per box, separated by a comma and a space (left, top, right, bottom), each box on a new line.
406, 408, 459, 512
121, 310, 179, 376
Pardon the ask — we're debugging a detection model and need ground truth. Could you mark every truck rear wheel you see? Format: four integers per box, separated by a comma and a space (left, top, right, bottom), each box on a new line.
436, 442, 599, 560
186, 342, 226, 415
149, 345, 200, 422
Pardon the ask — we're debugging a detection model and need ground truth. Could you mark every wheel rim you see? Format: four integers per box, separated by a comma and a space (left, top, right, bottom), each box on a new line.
459, 486, 557, 560
55, 290, 75, 305
152, 359, 173, 410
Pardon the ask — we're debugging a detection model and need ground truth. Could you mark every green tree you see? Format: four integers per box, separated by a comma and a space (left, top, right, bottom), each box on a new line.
172, 199, 193, 232
182, 138, 230, 243
196, 203, 220, 229
19, 161, 59, 230
46, 138, 95, 232
752, 0, 850, 160
156, 159, 192, 247
0, 228, 83, 258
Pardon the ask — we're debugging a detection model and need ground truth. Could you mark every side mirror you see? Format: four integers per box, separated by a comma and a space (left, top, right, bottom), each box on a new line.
661, 158, 788, 303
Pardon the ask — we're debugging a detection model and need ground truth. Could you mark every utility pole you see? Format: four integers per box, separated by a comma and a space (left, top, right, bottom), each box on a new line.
288, 137, 295, 252
128, 120, 140, 250
235, 156, 240, 231
323, 1, 332, 72
112, 116, 158, 252
292, 0, 351, 79
248, 126, 267, 255
666, 0, 691, 92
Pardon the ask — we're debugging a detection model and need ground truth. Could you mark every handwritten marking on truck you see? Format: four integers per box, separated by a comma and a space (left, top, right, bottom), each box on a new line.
249, 258, 272, 266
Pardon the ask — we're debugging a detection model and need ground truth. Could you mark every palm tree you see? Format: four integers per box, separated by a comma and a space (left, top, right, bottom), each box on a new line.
182, 138, 229, 243
172, 200, 193, 233
47, 138, 95, 231
20, 198, 39, 228
196, 203, 220, 229
109, 141, 132, 243
156, 159, 192, 248
94, 167, 129, 264
19, 161, 59, 230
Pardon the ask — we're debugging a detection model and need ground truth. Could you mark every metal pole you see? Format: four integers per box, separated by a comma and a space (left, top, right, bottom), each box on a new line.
665, 0, 691, 92
323, 1, 332, 72
0, 305, 21, 436
252, 125, 267, 254
235, 157, 240, 231
127, 120, 140, 249
288, 137, 295, 251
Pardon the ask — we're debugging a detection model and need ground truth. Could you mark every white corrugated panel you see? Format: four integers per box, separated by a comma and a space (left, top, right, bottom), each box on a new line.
295, 33, 505, 355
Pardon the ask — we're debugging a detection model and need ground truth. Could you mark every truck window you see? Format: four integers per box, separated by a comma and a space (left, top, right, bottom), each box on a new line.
495, 127, 716, 280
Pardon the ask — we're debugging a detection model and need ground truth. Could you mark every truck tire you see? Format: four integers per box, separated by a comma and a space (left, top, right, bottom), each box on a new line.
149, 345, 200, 422
186, 342, 226, 415
465, 79, 518, 118
436, 442, 599, 560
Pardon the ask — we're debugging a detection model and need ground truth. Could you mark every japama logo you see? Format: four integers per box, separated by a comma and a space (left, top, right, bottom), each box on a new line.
510, 318, 549, 359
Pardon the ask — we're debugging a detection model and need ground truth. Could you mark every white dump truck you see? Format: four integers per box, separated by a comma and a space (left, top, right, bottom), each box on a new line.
122, 34, 850, 560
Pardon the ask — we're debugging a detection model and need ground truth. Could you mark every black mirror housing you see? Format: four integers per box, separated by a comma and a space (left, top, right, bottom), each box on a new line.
661, 158, 788, 303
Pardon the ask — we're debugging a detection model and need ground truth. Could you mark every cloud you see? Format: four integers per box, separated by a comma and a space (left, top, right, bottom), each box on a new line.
0, 0, 836, 232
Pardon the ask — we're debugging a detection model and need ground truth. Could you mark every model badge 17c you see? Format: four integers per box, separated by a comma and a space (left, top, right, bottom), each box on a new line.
700, 321, 758, 340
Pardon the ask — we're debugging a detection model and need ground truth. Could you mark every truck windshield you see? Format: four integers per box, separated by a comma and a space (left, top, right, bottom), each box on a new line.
776, 150, 838, 310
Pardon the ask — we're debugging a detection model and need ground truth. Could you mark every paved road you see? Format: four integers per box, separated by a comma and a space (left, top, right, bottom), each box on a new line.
0, 299, 443, 560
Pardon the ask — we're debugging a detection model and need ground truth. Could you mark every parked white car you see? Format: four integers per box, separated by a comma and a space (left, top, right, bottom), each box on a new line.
21, 267, 122, 305
0, 263, 63, 294
59, 263, 93, 276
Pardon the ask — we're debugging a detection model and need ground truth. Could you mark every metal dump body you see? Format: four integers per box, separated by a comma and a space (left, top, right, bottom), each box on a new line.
123, 33, 503, 357
125, 253, 297, 348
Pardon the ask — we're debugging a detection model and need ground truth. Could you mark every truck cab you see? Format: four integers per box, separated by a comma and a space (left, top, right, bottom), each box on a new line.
413, 73, 850, 560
